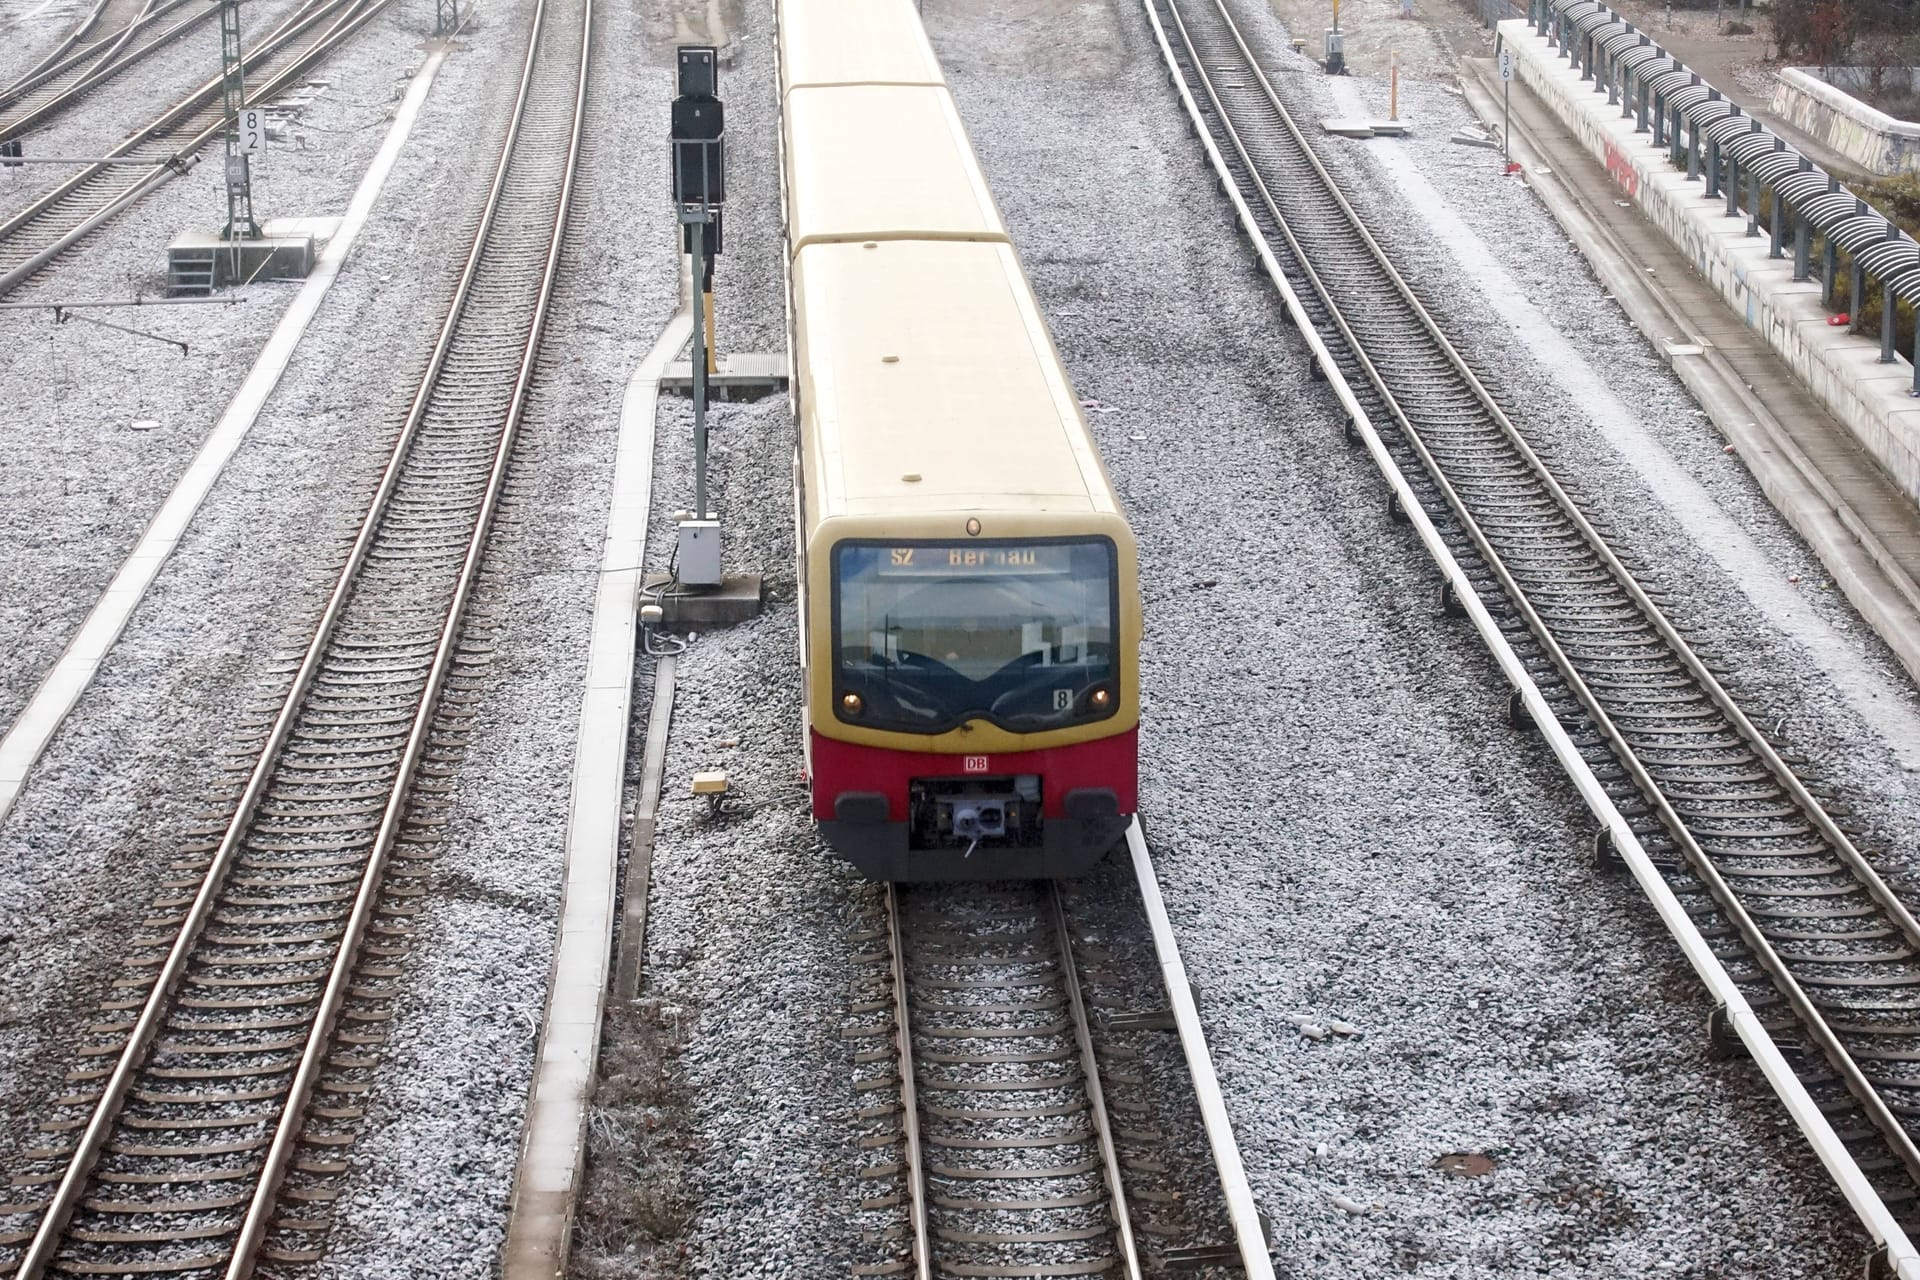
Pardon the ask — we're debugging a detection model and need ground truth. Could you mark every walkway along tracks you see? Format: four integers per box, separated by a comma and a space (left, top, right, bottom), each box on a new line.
0, 0, 591, 1268
1153, 0, 1920, 1258
0, 0, 391, 299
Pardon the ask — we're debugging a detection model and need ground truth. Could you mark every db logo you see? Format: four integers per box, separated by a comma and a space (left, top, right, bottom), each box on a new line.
963, 755, 989, 773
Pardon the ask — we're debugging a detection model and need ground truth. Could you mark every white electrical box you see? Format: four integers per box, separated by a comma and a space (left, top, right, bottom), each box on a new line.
677, 518, 722, 587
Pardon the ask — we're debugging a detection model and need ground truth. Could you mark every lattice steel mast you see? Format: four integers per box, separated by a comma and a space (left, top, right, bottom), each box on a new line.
219, 0, 260, 243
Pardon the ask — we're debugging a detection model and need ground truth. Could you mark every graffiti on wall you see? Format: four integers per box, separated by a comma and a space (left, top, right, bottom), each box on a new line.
1603, 136, 1640, 198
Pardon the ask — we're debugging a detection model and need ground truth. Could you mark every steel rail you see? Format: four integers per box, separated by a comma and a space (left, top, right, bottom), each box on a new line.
7, 0, 584, 1269
1047, 882, 1142, 1280
884, 884, 932, 1280
226, 0, 592, 1265
1162, 0, 1920, 1189
0, 0, 344, 235
0, 0, 377, 297
0, 0, 128, 101
0, 0, 220, 143
1, 0, 158, 124
1141, 0, 1920, 1266
883, 884, 1141, 1275
1187, 0, 1920, 972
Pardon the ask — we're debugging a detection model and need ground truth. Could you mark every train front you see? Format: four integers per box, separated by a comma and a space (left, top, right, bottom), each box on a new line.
808, 514, 1140, 881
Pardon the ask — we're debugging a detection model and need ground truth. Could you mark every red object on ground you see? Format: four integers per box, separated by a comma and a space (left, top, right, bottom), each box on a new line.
1830, 313, 1850, 326
808, 726, 1139, 822
1504, 161, 1523, 176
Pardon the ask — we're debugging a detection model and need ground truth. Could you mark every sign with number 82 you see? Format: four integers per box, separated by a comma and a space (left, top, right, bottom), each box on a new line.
240, 108, 266, 155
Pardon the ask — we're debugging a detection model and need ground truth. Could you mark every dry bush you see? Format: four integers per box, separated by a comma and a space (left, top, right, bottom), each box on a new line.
571, 1000, 697, 1279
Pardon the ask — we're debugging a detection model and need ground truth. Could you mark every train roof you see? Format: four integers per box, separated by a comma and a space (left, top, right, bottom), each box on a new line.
793, 239, 1117, 521
784, 86, 1007, 250
779, 0, 944, 92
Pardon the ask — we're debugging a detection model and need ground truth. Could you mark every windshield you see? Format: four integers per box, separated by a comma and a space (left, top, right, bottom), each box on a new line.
832, 538, 1118, 735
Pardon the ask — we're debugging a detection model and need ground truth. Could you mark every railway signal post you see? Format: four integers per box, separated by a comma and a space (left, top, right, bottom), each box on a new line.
645, 45, 763, 624
671, 45, 725, 586
666, 43, 763, 612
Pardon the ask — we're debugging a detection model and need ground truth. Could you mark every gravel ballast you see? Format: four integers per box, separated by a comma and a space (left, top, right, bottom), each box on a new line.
5, 0, 1920, 1267
0, 0, 448, 728
301, 0, 690, 1265
0, 0, 547, 1202
926, 0, 1900, 1271
575, 0, 876, 1271
600, 0, 1908, 1269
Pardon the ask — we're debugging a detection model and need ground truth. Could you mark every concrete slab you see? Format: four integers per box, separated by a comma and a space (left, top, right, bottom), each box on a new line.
263, 215, 344, 245
1462, 53, 1920, 690
1321, 117, 1378, 137
168, 231, 315, 287
642, 571, 764, 627
0, 46, 455, 831
660, 349, 788, 401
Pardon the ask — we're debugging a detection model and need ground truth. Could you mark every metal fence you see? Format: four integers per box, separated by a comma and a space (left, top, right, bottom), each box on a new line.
1476, 0, 1526, 26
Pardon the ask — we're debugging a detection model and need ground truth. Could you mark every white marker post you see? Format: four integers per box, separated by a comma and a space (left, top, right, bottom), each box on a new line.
1498, 45, 1514, 167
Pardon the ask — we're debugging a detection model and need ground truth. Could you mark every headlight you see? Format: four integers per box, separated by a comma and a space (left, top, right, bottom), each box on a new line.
841, 692, 863, 716
1088, 687, 1112, 711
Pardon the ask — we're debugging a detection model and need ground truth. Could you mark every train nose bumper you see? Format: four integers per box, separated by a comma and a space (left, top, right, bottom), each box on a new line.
809, 727, 1137, 881
820, 784, 1130, 882
1059, 786, 1125, 862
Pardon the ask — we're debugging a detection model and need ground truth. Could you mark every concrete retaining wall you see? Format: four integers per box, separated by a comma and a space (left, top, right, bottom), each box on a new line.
1499, 20, 1920, 504
1771, 66, 1920, 176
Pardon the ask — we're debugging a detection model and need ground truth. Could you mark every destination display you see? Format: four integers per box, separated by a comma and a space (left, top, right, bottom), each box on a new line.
862, 542, 1078, 577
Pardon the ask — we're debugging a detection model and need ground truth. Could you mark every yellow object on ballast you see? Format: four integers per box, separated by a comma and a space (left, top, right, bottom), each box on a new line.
691, 771, 729, 796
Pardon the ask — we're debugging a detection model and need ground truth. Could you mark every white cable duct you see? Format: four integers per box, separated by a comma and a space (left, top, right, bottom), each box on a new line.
1124, 821, 1276, 1278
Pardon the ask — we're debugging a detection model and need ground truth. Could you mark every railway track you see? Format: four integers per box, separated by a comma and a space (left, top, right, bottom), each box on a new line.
0, 0, 222, 145
852, 870, 1254, 1279
1152, 0, 1920, 1238
0, 0, 154, 95
0, 0, 590, 1268
878, 879, 1138, 1279
0, 0, 383, 299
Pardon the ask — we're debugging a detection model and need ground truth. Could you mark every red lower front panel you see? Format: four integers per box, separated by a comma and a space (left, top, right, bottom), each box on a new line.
808, 727, 1139, 822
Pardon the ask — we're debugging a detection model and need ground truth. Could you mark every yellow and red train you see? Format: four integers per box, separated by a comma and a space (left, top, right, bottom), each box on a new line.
777, 0, 1142, 881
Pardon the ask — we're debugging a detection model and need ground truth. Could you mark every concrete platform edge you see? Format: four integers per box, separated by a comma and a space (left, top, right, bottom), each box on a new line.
0, 45, 454, 831
641, 570, 764, 626
1462, 58, 1920, 690
1496, 22, 1920, 501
